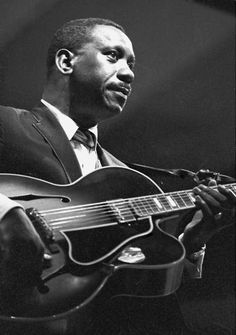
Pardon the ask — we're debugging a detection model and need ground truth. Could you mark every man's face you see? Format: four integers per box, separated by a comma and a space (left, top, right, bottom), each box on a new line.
70, 24, 135, 126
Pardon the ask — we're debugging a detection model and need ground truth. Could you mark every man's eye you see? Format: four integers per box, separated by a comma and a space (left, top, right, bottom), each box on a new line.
107, 51, 119, 61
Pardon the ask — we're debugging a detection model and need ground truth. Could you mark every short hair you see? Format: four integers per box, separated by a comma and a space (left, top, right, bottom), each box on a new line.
46, 18, 125, 76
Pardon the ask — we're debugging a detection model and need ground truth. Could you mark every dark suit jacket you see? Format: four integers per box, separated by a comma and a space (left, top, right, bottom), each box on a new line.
0, 104, 126, 184
0, 104, 188, 334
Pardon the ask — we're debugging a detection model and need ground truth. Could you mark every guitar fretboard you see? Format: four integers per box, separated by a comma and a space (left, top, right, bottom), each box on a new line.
40, 183, 236, 230
113, 183, 236, 221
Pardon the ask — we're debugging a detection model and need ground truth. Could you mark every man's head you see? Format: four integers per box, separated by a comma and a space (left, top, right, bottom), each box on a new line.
46, 18, 125, 76
45, 18, 135, 127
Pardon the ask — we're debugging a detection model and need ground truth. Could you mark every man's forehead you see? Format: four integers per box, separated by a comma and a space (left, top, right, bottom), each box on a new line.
90, 24, 134, 53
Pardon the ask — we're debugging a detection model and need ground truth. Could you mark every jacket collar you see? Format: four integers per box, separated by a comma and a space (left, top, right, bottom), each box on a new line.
31, 103, 82, 182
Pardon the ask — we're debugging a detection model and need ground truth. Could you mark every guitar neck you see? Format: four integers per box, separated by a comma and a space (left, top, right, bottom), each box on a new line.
126, 183, 236, 218
37, 182, 236, 231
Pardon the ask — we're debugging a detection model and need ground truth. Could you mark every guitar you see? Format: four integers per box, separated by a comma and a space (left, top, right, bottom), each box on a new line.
0, 166, 234, 323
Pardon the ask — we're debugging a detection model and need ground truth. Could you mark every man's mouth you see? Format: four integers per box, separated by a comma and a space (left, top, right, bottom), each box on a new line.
117, 86, 131, 96
108, 84, 131, 97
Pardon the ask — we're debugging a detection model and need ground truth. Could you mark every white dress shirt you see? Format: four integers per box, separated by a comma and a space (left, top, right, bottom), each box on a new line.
41, 99, 101, 176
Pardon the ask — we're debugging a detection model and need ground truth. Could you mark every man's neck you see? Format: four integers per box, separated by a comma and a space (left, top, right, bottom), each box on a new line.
42, 84, 98, 128
41, 99, 98, 140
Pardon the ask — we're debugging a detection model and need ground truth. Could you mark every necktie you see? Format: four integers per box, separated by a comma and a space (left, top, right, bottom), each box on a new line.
73, 128, 96, 150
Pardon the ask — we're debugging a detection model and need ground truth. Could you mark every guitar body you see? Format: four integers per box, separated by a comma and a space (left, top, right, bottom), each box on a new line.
0, 167, 185, 327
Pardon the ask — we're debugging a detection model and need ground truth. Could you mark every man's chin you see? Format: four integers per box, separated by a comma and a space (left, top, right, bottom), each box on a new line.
102, 102, 124, 118
109, 104, 124, 116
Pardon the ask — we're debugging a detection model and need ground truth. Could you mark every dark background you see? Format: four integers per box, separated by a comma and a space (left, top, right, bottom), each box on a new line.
0, 0, 235, 333
0, 0, 234, 177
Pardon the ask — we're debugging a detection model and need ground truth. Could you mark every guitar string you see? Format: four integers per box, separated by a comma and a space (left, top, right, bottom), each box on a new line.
44, 205, 151, 230
31, 184, 236, 232
42, 202, 190, 227
39, 188, 198, 216
45, 195, 167, 218
42, 196, 196, 230
47, 208, 124, 226
45, 207, 141, 229
47, 190, 235, 230
39, 182, 235, 216
38, 183, 235, 229
41, 193, 191, 221
50, 219, 120, 230
28, 180, 236, 238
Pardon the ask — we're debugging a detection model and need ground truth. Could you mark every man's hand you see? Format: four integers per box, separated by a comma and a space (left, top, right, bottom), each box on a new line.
0, 207, 44, 293
181, 180, 236, 255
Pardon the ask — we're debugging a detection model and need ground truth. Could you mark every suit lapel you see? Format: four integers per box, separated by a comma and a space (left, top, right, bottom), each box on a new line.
31, 104, 82, 182
97, 144, 126, 167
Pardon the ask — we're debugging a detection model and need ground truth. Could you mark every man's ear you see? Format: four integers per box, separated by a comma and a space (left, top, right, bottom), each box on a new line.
55, 49, 75, 74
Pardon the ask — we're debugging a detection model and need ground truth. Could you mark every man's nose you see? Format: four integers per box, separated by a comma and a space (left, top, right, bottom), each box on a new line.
117, 62, 135, 84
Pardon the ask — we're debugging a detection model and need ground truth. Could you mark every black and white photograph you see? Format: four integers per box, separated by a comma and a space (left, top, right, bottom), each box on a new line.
0, 1, 235, 334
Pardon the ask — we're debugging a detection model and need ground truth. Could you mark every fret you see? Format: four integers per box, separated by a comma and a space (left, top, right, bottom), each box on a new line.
181, 192, 195, 207
178, 193, 191, 207
187, 192, 196, 203
153, 197, 164, 210
172, 193, 186, 208
140, 198, 154, 214
137, 198, 150, 216
156, 195, 172, 211
187, 192, 195, 205
143, 198, 157, 214
130, 198, 152, 217
149, 198, 161, 213
175, 192, 194, 208
166, 195, 179, 208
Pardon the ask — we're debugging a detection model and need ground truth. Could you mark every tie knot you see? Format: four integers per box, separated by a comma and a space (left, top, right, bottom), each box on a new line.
73, 128, 96, 150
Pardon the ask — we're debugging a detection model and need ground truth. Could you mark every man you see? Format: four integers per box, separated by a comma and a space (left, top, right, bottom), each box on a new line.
0, 18, 235, 334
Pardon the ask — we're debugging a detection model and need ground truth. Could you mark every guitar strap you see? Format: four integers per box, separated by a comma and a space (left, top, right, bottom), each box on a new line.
125, 162, 235, 185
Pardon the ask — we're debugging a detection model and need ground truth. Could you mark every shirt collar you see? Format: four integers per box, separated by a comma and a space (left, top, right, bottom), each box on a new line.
41, 99, 98, 141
